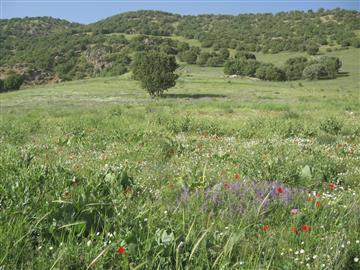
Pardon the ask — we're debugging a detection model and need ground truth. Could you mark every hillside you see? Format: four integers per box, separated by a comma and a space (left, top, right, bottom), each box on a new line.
1, 47, 359, 269
0, 9, 359, 84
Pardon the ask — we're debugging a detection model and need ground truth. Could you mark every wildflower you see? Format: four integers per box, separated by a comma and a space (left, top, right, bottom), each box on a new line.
63, 191, 70, 198
356, 240, 360, 244
354, 257, 359, 263
329, 183, 335, 190
316, 192, 321, 197
224, 183, 229, 189
261, 225, 270, 232
117, 246, 126, 254
291, 208, 299, 215
277, 187, 284, 194
49, 246, 53, 250
307, 196, 313, 202
301, 224, 311, 232
234, 173, 240, 179
316, 201, 321, 207
300, 249, 305, 254
291, 226, 297, 232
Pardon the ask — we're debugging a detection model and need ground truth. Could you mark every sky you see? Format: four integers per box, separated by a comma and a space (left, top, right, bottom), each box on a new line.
1, 0, 359, 24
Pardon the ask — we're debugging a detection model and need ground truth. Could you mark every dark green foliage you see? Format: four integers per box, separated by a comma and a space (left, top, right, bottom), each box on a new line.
4, 74, 24, 91
306, 43, 319, 55
224, 58, 260, 77
219, 48, 230, 60
235, 51, 256, 60
0, 9, 358, 84
195, 52, 210, 66
0, 79, 4, 92
303, 56, 342, 80
256, 63, 286, 81
302, 64, 329, 80
178, 47, 200, 64
132, 51, 179, 97
283, 57, 308, 80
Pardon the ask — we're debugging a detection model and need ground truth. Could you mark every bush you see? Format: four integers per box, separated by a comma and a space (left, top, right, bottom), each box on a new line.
219, 48, 230, 60
132, 51, 178, 97
196, 52, 212, 66
306, 43, 319, 55
256, 63, 286, 81
320, 117, 343, 134
312, 56, 342, 78
0, 79, 4, 92
283, 56, 308, 80
302, 64, 329, 80
4, 74, 24, 91
178, 49, 199, 64
224, 58, 259, 76
235, 51, 256, 60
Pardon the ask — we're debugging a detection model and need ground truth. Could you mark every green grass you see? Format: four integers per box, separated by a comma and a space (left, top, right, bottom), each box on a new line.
1, 48, 360, 269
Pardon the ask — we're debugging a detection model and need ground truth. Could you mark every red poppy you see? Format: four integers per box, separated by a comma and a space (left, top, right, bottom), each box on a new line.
290, 226, 297, 232
277, 187, 284, 194
316, 192, 321, 197
224, 183, 229, 189
261, 225, 270, 232
117, 246, 126, 254
234, 173, 241, 179
329, 183, 335, 190
316, 201, 321, 207
301, 224, 311, 232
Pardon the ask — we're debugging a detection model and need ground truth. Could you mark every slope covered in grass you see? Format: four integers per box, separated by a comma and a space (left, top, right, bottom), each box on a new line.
0, 49, 359, 269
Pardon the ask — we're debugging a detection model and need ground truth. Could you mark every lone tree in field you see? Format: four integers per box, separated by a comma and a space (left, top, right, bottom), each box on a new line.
132, 51, 178, 97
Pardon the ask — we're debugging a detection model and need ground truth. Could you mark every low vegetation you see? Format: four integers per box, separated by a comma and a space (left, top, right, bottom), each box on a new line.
0, 47, 359, 269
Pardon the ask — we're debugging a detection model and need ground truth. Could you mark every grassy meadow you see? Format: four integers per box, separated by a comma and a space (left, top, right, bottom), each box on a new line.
1, 48, 360, 269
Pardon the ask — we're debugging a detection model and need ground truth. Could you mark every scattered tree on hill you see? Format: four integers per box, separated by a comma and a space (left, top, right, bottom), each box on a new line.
224, 58, 259, 77
132, 51, 178, 97
235, 51, 256, 60
256, 63, 286, 81
306, 43, 319, 55
283, 56, 308, 80
302, 64, 329, 80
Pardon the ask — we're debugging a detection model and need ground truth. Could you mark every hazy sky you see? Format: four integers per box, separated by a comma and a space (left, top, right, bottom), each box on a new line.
1, 0, 359, 24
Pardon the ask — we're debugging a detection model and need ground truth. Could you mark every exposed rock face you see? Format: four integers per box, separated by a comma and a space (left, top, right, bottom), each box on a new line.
23, 69, 54, 84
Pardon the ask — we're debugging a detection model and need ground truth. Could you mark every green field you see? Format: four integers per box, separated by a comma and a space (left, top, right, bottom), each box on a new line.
1, 49, 360, 269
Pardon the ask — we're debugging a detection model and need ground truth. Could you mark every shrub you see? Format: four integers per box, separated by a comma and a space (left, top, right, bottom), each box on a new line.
4, 74, 24, 91
0, 79, 4, 92
255, 63, 286, 81
283, 56, 308, 80
132, 51, 178, 97
219, 48, 230, 60
206, 56, 224, 67
196, 52, 212, 66
224, 58, 259, 76
302, 64, 329, 80
178, 49, 199, 64
320, 117, 343, 134
235, 51, 256, 60
306, 43, 319, 55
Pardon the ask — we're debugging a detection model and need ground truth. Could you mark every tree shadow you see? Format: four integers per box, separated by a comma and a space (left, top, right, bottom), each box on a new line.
162, 93, 226, 99
336, 71, 349, 78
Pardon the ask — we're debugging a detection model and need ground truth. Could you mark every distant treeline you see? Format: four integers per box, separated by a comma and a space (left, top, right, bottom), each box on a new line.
0, 9, 359, 84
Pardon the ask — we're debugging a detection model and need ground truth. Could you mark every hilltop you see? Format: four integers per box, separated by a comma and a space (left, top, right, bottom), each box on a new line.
0, 9, 359, 84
